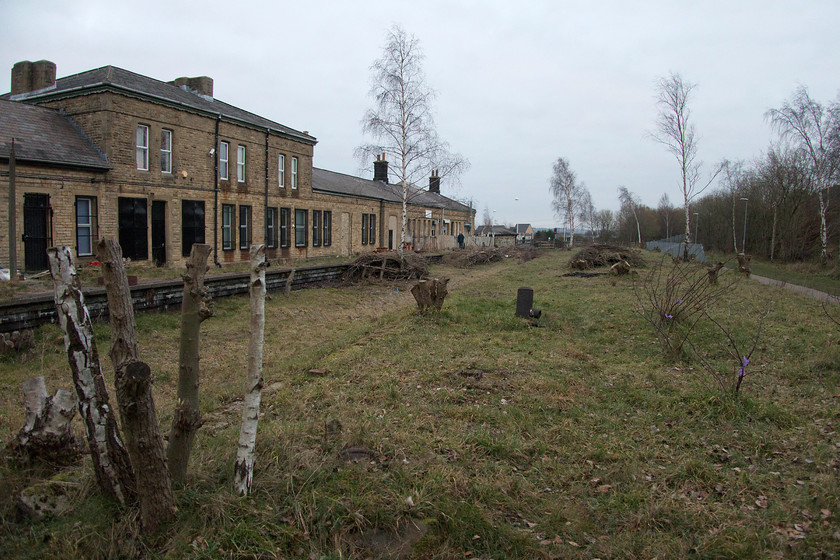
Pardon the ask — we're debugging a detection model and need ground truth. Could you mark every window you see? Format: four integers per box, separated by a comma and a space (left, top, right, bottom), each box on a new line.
118, 197, 148, 260
323, 211, 332, 247
368, 214, 376, 246
291, 156, 298, 189
222, 204, 235, 250
161, 129, 172, 173
239, 205, 252, 249
362, 213, 369, 245
312, 210, 322, 247
280, 207, 291, 248
294, 209, 307, 247
266, 207, 278, 249
237, 145, 246, 183
219, 141, 229, 180
75, 196, 98, 256
278, 154, 285, 188
181, 200, 205, 257
136, 125, 149, 170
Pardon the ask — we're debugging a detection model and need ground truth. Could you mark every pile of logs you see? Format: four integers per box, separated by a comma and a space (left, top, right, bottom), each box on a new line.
0, 329, 35, 355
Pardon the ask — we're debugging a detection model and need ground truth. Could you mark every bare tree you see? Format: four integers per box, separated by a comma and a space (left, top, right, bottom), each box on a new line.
657, 193, 674, 240
719, 159, 745, 254
766, 86, 840, 262
652, 73, 720, 250
579, 189, 597, 243
594, 209, 616, 242
357, 25, 468, 258
482, 204, 492, 228
618, 186, 642, 245
549, 157, 586, 248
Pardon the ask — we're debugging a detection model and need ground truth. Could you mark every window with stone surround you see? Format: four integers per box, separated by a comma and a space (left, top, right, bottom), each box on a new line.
312, 210, 321, 247
295, 208, 307, 247
323, 211, 332, 247
136, 125, 149, 170
161, 129, 172, 173
280, 207, 291, 248
222, 204, 235, 250
219, 141, 229, 180
239, 205, 251, 249
278, 154, 285, 188
75, 196, 98, 256
237, 145, 246, 183
266, 207, 278, 249
291, 156, 298, 189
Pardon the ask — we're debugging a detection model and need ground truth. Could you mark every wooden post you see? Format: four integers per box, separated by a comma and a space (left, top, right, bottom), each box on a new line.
234, 244, 267, 496
48, 246, 136, 504
167, 244, 213, 485
96, 239, 175, 533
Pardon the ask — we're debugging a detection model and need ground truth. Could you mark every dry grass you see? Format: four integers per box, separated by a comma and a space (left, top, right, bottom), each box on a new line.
1, 250, 839, 559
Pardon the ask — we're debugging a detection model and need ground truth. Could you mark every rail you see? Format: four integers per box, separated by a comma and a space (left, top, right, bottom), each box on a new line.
0, 263, 348, 334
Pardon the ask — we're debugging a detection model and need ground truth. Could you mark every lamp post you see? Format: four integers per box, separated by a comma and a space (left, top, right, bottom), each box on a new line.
740, 197, 749, 253
693, 212, 699, 246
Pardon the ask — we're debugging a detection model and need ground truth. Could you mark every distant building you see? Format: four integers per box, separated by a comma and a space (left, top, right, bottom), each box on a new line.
1, 60, 475, 271
515, 223, 534, 241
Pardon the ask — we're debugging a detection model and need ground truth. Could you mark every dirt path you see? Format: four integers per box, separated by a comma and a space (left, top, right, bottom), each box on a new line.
750, 273, 838, 304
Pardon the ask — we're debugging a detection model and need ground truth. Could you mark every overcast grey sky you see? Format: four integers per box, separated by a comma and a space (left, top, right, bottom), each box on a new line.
3, 0, 838, 228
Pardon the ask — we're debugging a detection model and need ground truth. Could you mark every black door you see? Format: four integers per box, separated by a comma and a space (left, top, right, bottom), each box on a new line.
151, 201, 166, 266
118, 197, 148, 261
23, 193, 51, 271
181, 200, 205, 257
388, 229, 393, 250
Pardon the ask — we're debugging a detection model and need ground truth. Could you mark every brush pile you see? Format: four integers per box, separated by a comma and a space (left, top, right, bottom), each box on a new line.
344, 252, 428, 282
569, 244, 645, 270
443, 246, 542, 268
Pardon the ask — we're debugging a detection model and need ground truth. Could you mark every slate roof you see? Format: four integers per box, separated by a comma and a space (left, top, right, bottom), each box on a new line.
515, 223, 533, 234
312, 167, 473, 213
4, 65, 316, 145
475, 225, 516, 236
0, 99, 110, 169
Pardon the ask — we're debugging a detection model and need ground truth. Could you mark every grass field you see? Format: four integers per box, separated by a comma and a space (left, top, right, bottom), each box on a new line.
1, 249, 839, 559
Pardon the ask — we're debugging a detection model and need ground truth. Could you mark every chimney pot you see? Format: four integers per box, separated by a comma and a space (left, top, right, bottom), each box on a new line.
373, 156, 389, 183
11, 60, 56, 95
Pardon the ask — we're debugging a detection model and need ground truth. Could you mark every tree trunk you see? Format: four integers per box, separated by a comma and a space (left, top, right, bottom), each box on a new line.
770, 207, 778, 261
96, 239, 175, 533
167, 244, 213, 485
731, 194, 738, 254
9, 377, 81, 466
410, 278, 449, 312
47, 246, 136, 504
234, 245, 267, 496
818, 189, 829, 263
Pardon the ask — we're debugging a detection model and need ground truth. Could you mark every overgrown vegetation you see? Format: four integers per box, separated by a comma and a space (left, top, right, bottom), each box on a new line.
2, 250, 839, 558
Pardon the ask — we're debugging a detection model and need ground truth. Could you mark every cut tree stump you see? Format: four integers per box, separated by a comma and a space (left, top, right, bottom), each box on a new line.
411, 278, 449, 312
737, 253, 752, 276
8, 377, 82, 467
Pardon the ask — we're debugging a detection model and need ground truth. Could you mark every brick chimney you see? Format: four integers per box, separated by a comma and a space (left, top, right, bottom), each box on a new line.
429, 169, 440, 194
373, 153, 389, 183
169, 76, 214, 98
11, 60, 56, 95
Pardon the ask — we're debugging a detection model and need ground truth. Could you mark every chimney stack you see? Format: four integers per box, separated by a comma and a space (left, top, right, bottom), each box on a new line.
169, 76, 214, 98
373, 153, 389, 183
429, 169, 440, 194
11, 60, 56, 95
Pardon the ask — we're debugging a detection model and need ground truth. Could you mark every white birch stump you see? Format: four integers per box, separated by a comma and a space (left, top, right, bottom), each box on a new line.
10, 376, 81, 466
47, 246, 136, 504
233, 244, 267, 496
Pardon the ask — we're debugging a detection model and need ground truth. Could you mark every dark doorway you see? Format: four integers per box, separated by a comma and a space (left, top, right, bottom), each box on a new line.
388, 229, 393, 250
23, 193, 51, 271
181, 200, 205, 256
151, 201, 166, 266
118, 197, 148, 261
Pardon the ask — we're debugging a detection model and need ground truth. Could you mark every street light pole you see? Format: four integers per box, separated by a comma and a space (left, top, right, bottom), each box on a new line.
740, 197, 749, 254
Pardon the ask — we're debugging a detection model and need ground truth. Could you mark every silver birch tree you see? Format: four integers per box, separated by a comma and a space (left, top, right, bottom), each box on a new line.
549, 157, 586, 248
48, 246, 135, 504
766, 86, 840, 263
233, 244, 267, 496
358, 25, 467, 258
618, 186, 642, 245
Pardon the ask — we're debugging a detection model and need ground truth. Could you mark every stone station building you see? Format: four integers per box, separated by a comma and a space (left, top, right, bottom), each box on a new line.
1, 60, 474, 271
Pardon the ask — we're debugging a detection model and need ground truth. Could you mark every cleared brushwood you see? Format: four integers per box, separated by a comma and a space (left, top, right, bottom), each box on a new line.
344, 252, 428, 282
569, 244, 645, 270
441, 247, 506, 268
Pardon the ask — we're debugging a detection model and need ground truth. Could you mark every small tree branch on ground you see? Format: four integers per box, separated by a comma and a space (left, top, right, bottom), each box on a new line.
97, 239, 175, 533
48, 246, 136, 504
234, 245, 267, 496
167, 244, 213, 485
